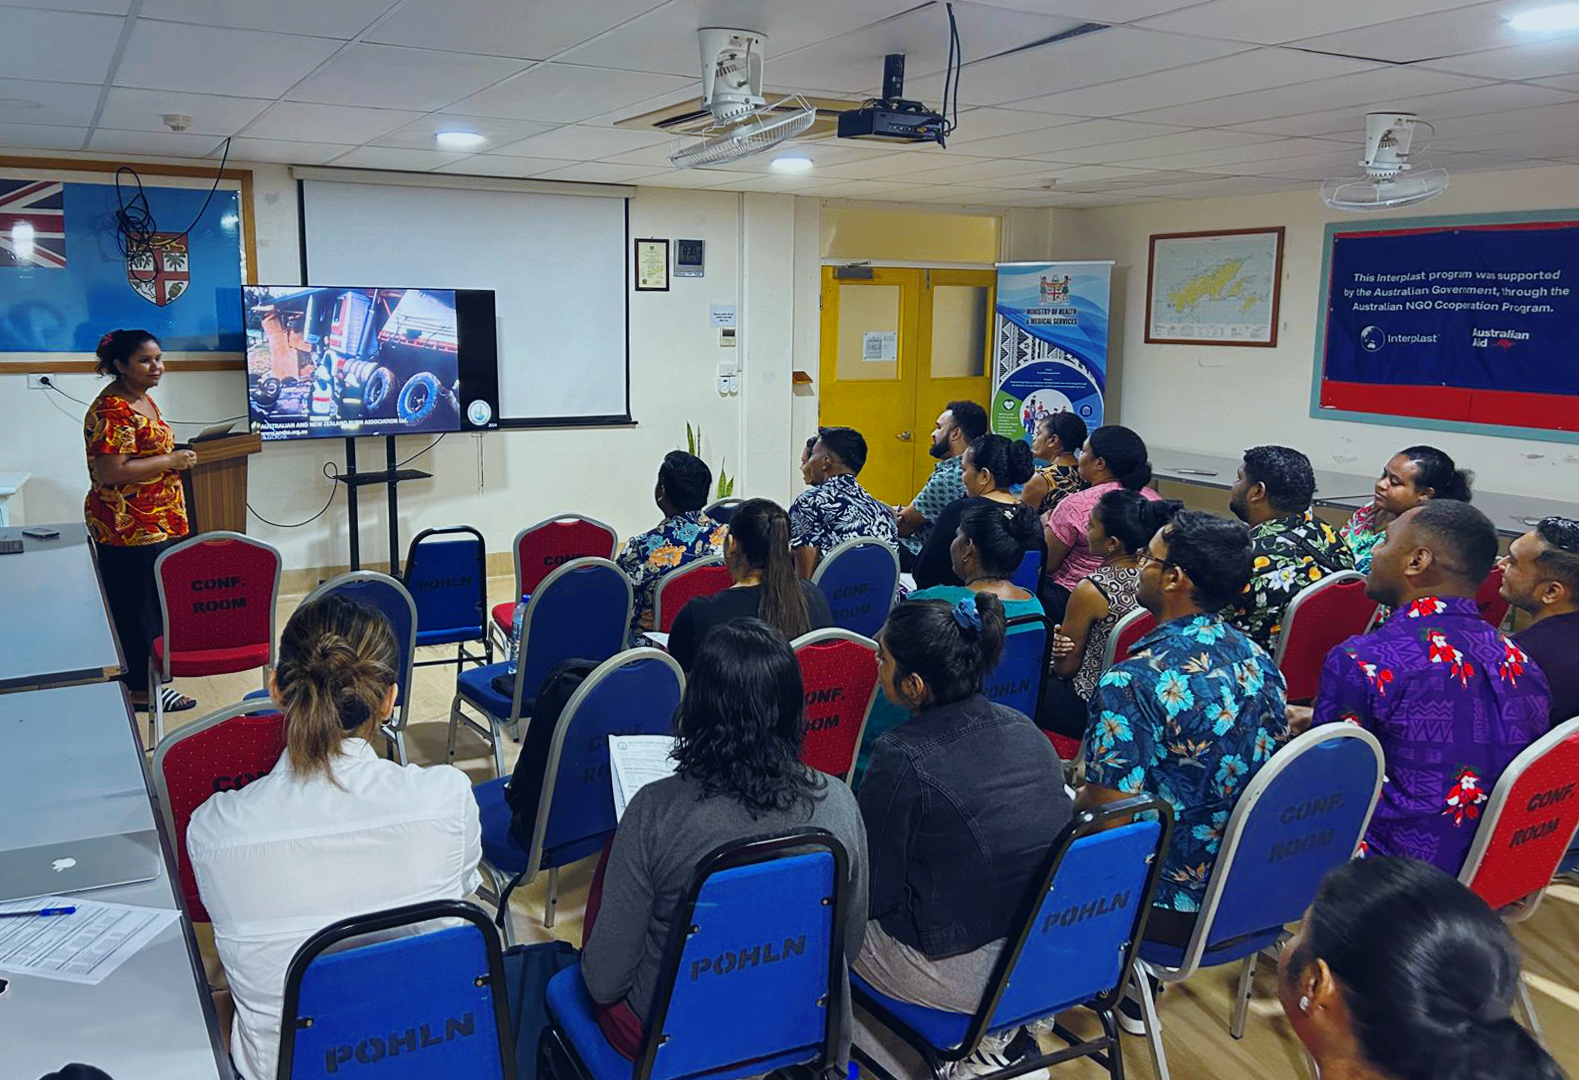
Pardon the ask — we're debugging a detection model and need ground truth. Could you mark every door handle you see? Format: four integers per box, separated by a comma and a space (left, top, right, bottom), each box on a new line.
896, 431, 912, 441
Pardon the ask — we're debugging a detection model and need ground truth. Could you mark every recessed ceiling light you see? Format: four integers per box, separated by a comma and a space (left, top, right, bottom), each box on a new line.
0, 97, 42, 110
1507, 3, 1579, 32
435, 129, 486, 150
770, 154, 814, 173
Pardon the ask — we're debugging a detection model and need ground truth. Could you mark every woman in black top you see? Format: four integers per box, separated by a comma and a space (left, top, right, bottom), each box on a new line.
912, 434, 1037, 589
668, 498, 833, 670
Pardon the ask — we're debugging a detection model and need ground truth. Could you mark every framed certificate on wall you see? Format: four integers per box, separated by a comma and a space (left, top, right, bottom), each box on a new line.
635, 238, 670, 292
1145, 227, 1284, 347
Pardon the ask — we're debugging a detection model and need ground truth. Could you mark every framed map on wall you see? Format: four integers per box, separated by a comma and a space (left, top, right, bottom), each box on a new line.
1145, 227, 1284, 347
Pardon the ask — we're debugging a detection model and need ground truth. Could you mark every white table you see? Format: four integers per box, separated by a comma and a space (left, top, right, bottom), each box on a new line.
0, 682, 229, 1079
0, 471, 28, 527
0, 522, 124, 693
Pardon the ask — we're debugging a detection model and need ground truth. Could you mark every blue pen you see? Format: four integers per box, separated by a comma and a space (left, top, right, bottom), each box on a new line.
0, 906, 77, 919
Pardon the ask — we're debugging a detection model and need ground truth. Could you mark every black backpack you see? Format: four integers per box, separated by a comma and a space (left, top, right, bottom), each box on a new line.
503, 657, 600, 851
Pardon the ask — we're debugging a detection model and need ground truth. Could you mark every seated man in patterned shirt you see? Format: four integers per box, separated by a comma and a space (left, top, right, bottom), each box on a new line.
894, 400, 988, 571
1225, 445, 1355, 654
1078, 510, 1289, 955
614, 451, 726, 645
789, 426, 898, 578
1308, 499, 1550, 876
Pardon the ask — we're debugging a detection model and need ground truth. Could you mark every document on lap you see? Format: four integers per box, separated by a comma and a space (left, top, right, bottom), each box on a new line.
609, 735, 677, 820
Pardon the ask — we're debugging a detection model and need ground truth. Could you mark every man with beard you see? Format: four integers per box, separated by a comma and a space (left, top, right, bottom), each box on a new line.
894, 401, 988, 570
1500, 516, 1579, 727
1224, 445, 1354, 654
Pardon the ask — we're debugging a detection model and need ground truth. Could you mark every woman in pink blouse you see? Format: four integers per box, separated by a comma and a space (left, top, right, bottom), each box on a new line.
1040, 425, 1160, 621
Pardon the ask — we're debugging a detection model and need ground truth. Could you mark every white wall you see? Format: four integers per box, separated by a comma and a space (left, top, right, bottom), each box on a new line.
2, 156, 820, 573
1070, 164, 1579, 500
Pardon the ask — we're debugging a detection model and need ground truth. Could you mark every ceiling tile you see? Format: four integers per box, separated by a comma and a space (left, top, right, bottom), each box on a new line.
371, 114, 558, 151
0, 79, 104, 127
139, 0, 396, 38
902, 155, 1054, 184
1122, 175, 1309, 198
948, 118, 1186, 158
1290, 1, 1530, 63
636, 167, 747, 189
3, 0, 129, 12
1032, 127, 1281, 164
492, 124, 670, 160
576, 86, 704, 128
1225, 81, 1579, 137
4, 8, 125, 84
287, 44, 530, 111
326, 146, 472, 170
1419, 37, 1579, 81
1123, 65, 1490, 128
242, 101, 424, 144
87, 127, 225, 156
1136, 0, 1485, 45
1114, 136, 1357, 171
1430, 122, 1579, 154
116, 21, 341, 98
707, 173, 850, 194
767, 4, 1090, 94
448, 63, 691, 124
211, 137, 358, 164
366, 0, 666, 59
809, 178, 935, 198
945, 108, 1088, 144
1416, 100, 1579, 141
1015, 47, 1378, 117
0, 122, 89, 151
95, 87, 273, 135
1535, 74, 1579, 92
962, 1, 1202, 21
560, 0, 918, 79
432, 154, 566, 177
533, 161, 670, 184
814, 146, 981, 179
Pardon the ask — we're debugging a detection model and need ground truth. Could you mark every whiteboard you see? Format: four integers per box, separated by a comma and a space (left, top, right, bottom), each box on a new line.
301, 179, 629, 424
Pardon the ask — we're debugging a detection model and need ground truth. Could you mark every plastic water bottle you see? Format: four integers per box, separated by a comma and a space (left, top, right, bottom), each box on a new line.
506, 597, 527, 674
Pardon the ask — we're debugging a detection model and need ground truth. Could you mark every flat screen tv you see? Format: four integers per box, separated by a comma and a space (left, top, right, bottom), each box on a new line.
243, 285, 499, 442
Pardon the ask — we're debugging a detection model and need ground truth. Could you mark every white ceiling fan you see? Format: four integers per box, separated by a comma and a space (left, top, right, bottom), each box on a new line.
668, 28, 816, 169
1320, 112, 1450, 212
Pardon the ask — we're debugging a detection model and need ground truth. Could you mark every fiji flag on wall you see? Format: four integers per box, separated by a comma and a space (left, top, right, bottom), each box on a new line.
0, 178, 243, 354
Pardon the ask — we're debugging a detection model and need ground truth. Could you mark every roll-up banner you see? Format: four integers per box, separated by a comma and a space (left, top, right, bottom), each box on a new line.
991, 260, 1113, 443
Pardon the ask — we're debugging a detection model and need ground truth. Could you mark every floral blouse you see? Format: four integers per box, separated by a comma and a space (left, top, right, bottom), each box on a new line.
1228, 512, 1356, 652
614, 511, 725, 643
1340, 503, 1386, 573
83, 388, 189, 547
1033, 461, 1086, 516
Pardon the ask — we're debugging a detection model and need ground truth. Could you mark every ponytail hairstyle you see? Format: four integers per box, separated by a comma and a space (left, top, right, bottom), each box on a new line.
880, 592, 1007, 708
1401, 445, 1474, 503
958, 501, 1041, 579
967, 433, 1036, 490
94, 329, 159, 379
1286, 857, 1565, 1080
273, 594, 399, 783
725, 498, 810, 642
1094, 489, 1182, 556
1087, 425, 1153, 490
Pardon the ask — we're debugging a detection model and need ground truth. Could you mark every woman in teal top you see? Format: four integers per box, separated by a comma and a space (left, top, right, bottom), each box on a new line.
854, 501, 1044, 783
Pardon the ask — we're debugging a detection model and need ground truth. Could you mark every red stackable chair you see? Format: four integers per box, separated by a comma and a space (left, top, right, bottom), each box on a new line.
492, 515, 619, 646
1102, 608, 1157, 671
651, 556, 734, 633
792, 629, 880, 783
1476, 565, 1511, 629
1457, 715, 1579, 1045
150, 531, 282, 745
151, 701, 289, 921
1271, 570, 1377, 703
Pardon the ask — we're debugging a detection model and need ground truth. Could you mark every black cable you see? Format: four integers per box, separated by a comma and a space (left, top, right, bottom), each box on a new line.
393, 432, 446, 469
944, 3, 961, 141
940, 2, 957, 145
245, 460, 340, 529
115, 137, 233, 305
41, 379, 244, 426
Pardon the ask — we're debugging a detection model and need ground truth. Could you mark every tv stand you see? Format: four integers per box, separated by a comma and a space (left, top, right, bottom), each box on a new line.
331, 436, 432, 575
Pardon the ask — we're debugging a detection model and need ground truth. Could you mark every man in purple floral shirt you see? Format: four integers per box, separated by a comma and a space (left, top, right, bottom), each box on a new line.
1311, 500, 1550, 875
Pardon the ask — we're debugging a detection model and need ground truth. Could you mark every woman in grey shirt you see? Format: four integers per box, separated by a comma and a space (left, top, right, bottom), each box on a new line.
579, 619, 869, 1062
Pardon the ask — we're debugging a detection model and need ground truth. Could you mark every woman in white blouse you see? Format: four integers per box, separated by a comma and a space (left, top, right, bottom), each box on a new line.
188, 594, 481, 1080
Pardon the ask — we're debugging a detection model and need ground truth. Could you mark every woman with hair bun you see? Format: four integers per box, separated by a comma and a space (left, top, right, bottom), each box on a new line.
1282, 856, 1565, 1080
187, 595, 482, 1080
913, 433, 1037, 589
856, 592, 1072, 1079
1342, 445, 1475, 573
1021, 410, 1088, 516
84, 329, 199, 714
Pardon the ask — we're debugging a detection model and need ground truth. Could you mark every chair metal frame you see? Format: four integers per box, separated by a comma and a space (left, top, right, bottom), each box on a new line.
482, 646, 683, 940
450, 557, 633, 778
496, 514, 620, 650
404, 524, 494, 671
1131, 724, 1385, 1080
853, 795, 1174, 1080
150, 530, 282, 745
701, 497, 745, 522
650, 555, 730, 634
1456, 714, 1579, 1046
811, 536, 902, 631
790, 628, 881, 785
543, 828, 850, 1080
1100, 607, 1154, 672
1270, 569, 1371, 669
277, 898, 517, 1080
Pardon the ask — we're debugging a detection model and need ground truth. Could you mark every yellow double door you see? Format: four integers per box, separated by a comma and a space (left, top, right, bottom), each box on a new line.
818, 266, 996, 506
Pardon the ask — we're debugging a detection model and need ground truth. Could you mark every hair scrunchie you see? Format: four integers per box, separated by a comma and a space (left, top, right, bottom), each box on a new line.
951, 598, 983, 634
97, 331, 117, 351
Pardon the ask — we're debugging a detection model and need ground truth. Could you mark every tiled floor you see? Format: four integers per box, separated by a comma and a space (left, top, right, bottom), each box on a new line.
166, 575, 1579, 1080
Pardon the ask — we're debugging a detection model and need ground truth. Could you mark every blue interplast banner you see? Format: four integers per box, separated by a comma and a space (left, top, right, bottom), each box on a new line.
0, 179, 244, 355
991, 261, 1112, 443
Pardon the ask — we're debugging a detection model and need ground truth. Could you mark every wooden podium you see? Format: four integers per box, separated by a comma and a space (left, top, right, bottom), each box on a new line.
181, 432, 261, 535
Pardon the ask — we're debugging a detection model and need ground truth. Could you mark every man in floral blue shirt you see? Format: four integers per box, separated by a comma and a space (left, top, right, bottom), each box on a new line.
894, 401, 987, 568
1079, 510, 1289, 947
614, 451, 726, 645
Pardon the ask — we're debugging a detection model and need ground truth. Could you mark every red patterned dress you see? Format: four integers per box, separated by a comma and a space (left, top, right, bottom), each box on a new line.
84, 389, 189, 546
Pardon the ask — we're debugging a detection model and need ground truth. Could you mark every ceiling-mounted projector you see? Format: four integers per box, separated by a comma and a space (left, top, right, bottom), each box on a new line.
838, 54, 946, 146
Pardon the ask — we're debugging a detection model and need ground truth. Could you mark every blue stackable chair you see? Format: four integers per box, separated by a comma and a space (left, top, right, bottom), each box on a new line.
276, 899, 515, 1080
853, 796, 1174, 1080
542, 829, 851, 1080
811, 537, 901, 640
404, 525, 492, 671
449, 557, 632, 778
472, 648, 683, 941
1009, 544, 1045, 596
702, 498, 745, 525
1130, 725, 1385, 1080
983, 614, 1050, 722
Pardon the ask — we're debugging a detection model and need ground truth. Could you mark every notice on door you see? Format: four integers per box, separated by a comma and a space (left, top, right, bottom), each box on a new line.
862, 331, 898, 361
